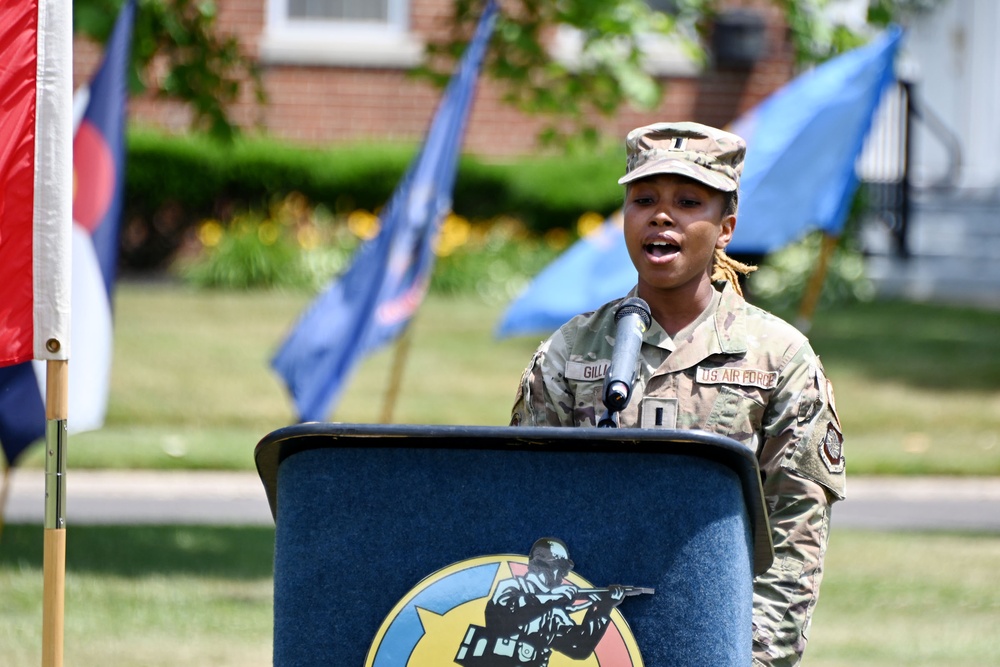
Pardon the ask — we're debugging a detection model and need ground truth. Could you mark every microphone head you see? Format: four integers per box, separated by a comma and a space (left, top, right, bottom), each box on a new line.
615, 297, 652, 330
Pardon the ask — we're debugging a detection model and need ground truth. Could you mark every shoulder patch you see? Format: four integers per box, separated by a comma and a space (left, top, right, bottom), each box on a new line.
820, 424, 845, 474
826, 378, 840, 424
697, 366, 778, 390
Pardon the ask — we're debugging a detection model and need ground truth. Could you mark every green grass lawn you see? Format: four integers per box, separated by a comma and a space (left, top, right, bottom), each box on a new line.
802, 299, 1000, 475
14, 280, 1000, 475
0, 525, 273, 667
1, 525, 998, 666
3, 283, 999, 665
808, 530, 1000, 666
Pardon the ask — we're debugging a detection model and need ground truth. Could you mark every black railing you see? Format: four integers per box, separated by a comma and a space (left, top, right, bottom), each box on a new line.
858, 80, 962, 258
857, 80, 913, 257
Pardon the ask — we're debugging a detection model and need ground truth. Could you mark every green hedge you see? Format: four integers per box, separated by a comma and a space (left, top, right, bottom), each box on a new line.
123, 128, 625, 271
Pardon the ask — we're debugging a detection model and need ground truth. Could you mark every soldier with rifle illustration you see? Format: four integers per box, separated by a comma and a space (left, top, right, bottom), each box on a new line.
455, 538, 653, 667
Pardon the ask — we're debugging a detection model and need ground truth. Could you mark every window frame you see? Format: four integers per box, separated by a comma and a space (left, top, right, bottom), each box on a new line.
261, 0, 423, 69
550, 25, 702, 78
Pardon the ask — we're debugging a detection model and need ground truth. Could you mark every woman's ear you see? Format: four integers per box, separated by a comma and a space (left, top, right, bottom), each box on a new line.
716, 214, 736, 249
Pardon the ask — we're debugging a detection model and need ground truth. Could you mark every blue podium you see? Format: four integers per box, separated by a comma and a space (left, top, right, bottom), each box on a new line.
255, 423, 773, 666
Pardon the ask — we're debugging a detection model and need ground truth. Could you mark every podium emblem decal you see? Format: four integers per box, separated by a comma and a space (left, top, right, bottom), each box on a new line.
364, 538, 649, 667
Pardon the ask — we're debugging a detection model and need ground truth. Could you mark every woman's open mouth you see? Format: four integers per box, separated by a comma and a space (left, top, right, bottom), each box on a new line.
645, 239, 680, 260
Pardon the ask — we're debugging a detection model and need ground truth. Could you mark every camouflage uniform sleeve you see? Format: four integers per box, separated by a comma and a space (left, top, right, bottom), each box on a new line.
752, 342, 845, 666
509, 329, 576, 427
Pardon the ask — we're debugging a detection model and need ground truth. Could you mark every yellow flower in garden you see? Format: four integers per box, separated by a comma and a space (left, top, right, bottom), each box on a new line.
281, 191, 309, 221
297, 225, 321, 250
544, 227, 571, 250
577, 211, 605, 237
258, 221, 280, 246
348, 210, 380, 240
198, 220, 225, 248
491, 215, 527, 240
436, 213, 471, 257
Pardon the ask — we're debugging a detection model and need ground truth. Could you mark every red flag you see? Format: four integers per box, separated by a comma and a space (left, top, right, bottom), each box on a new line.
0, 2, 40, 366
0, 0, 72, 368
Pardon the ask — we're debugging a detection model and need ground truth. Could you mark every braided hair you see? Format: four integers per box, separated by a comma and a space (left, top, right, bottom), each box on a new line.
711, 189, 756, 297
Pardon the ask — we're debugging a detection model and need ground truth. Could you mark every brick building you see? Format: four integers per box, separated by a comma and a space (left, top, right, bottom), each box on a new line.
73, 0, 795, 157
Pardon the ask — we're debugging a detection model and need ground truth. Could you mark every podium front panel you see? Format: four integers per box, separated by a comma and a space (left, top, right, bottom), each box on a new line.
256, 424, 771, 667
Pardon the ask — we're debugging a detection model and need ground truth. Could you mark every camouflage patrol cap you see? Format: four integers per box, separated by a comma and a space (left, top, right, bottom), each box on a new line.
618, 121, 746, 192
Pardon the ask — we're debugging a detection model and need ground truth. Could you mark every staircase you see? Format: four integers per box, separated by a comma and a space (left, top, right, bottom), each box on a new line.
862, 188, 1000, 310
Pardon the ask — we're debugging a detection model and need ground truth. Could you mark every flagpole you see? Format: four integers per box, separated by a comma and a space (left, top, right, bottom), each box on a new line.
380, 324, 415, 424
0, 464, 11, 543
42, 358, 68, 667
794, 233, 840, 333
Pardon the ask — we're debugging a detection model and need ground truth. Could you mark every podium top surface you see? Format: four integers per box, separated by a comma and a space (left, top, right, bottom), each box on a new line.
254, 422, 774, 575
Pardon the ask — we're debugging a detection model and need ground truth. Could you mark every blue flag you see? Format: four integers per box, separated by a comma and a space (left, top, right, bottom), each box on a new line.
0, 0, 134, 465
495, 212, 636, 338
75, 0, 135, 296
0, 364, 46, 465
496, 26, 902, 338
728, 26, 902, 253
272, 0, 498, 423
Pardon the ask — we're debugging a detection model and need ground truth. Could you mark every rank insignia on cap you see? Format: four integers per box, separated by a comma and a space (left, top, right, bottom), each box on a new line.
820, 424, 845, 474
364, 538, 651, 667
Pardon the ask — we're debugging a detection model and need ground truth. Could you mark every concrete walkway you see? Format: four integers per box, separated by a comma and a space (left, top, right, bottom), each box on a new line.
4, 470, 273, 527
4, 469, 1000, 531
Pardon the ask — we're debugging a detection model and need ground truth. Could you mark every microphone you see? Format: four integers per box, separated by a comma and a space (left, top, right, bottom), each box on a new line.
602, 297, 652, 413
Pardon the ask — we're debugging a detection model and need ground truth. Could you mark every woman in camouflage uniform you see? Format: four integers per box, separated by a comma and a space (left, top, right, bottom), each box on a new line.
510, 121, 845, 667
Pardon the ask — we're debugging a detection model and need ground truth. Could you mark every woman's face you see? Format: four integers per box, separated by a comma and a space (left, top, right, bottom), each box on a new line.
623, 173, 735, 295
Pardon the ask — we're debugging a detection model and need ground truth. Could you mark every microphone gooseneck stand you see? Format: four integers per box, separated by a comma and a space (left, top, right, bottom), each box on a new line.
597, 297, 652, 428
597, 408, 621, 429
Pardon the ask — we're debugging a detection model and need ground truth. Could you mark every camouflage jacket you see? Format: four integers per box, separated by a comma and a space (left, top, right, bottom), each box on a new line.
510, 282, 845, 667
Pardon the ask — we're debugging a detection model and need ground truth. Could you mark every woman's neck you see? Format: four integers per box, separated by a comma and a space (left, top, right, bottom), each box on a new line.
638, 278, 717, 337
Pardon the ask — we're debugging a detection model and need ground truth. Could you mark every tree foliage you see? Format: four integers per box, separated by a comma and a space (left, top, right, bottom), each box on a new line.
74, 0, 264, 141
422, 0, 945, 148
74, 0, 943, 146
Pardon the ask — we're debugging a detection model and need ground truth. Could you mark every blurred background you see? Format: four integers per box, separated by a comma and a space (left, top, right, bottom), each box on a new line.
2, 1, 998, 665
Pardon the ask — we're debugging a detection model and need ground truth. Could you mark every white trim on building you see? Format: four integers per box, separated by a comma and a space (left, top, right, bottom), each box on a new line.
260, 0, 424, 68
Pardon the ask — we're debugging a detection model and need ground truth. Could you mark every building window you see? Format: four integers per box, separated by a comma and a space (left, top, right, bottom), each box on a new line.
261, 0, 423, 68
640, 0, 700, 76
646, 0, 680, 12
552, 2, 700, 78
286, 0, 390, 22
